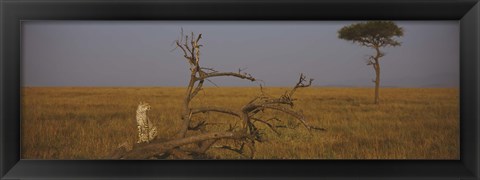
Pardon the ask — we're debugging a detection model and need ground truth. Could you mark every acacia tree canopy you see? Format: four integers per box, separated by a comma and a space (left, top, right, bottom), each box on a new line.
338, 21, 404, 48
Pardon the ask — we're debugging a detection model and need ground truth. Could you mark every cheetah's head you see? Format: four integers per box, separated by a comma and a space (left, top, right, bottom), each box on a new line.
137, 101, 151, 112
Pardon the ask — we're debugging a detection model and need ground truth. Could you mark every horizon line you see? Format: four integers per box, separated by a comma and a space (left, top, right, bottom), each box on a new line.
21, 85, 460, 88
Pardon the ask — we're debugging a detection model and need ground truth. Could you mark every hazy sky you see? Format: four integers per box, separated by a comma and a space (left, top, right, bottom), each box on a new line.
22, 21, 459, 87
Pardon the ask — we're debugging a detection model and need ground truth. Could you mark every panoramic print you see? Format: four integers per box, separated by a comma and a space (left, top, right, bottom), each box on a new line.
21, 21, 459, 159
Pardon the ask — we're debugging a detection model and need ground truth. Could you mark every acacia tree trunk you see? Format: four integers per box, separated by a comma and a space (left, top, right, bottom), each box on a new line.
373, 46, 381, 105
374, 60, 380, 104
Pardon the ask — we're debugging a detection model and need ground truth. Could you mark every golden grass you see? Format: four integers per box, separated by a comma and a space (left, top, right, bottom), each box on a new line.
21, 87, 459, 159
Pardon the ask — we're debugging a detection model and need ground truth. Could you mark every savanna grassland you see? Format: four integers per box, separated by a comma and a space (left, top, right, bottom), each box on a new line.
21, 87, 459, 159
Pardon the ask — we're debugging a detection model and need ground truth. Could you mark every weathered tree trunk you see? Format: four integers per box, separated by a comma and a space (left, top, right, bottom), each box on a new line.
178, 75, 196, 138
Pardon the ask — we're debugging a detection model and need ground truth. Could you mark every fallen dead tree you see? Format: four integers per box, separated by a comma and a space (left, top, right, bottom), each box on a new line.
111, 31, 325, 159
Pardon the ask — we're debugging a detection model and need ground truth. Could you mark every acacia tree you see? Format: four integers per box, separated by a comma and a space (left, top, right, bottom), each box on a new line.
338, 21, 403, 104
110, 32, 324, 159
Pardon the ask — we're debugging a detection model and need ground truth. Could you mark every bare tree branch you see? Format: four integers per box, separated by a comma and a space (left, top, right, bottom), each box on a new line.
120, 131, 247, 159
260, 105, 311, 131
251, 117, 281, 135
287, 73, 313, 98
191, 107, 241, 118
199, 72, 256, 82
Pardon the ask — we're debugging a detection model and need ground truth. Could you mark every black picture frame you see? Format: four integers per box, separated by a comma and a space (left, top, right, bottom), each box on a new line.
1, 0, 479, 179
